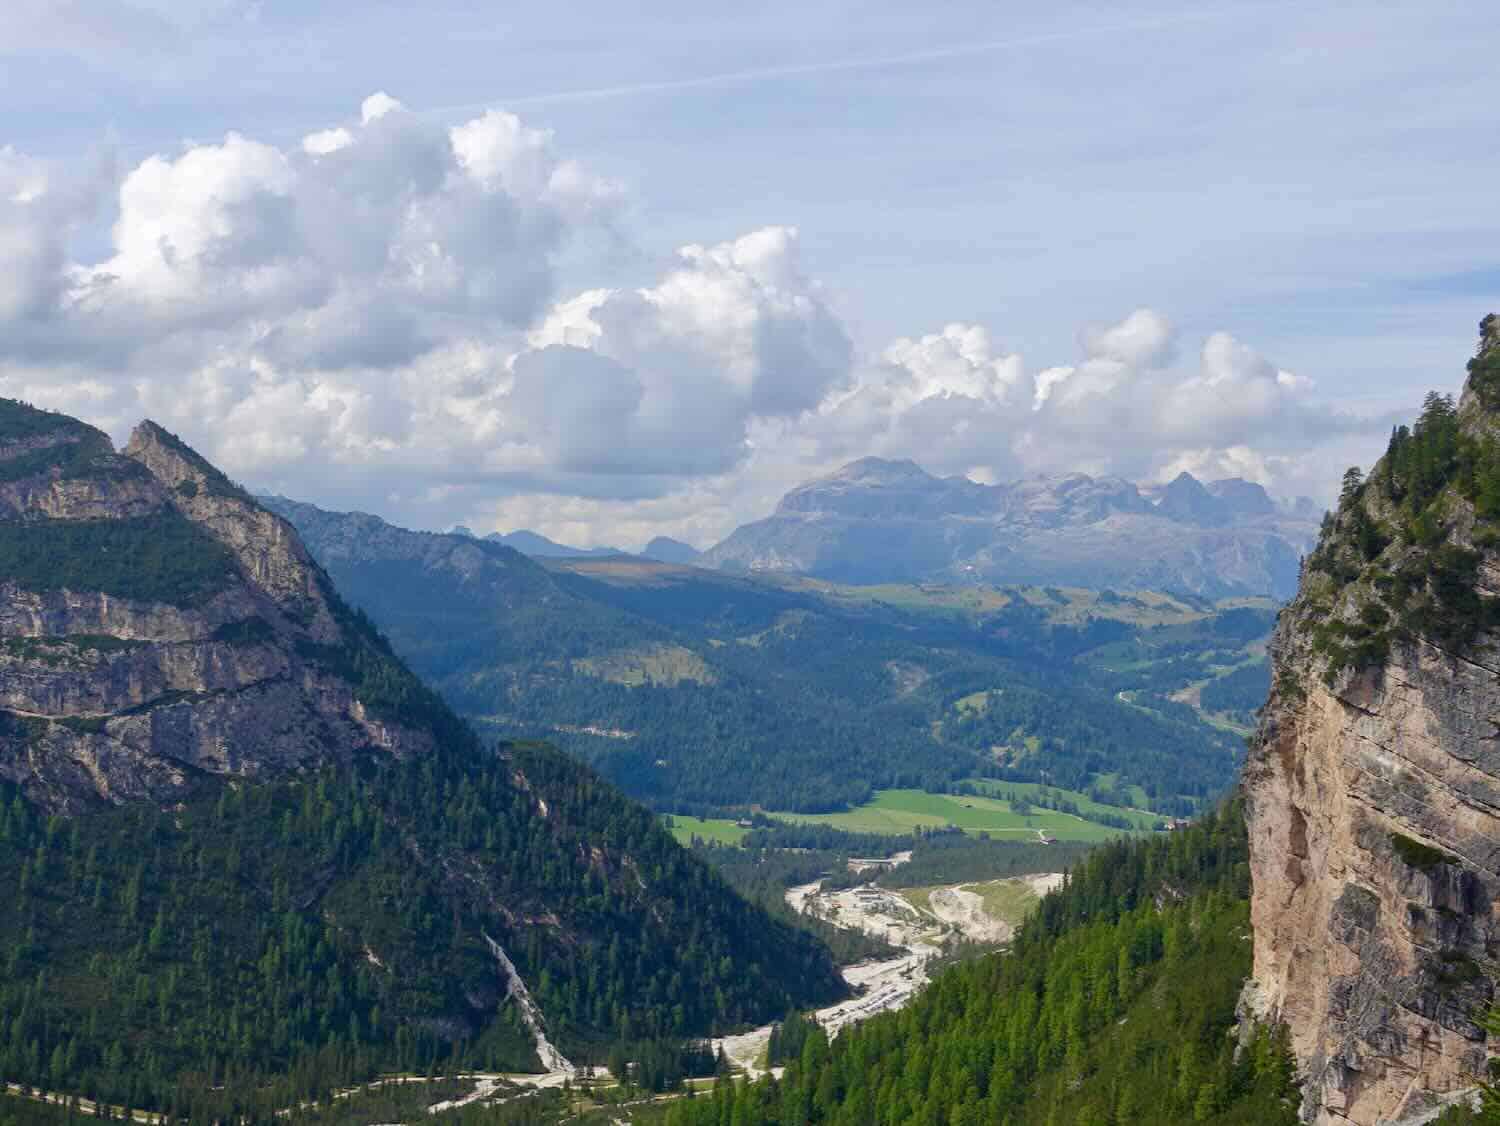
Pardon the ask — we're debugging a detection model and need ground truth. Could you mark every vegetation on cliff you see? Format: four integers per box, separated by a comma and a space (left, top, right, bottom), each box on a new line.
0, 513, 239, 606
1299, 321, 1500, 684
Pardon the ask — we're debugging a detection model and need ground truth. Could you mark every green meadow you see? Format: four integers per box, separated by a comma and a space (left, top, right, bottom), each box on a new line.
767, 788, 1153, 843
664, 815, 750, 846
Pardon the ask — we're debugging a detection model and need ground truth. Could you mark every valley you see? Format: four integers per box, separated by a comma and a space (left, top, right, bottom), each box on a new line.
269, 495, 1272, 822
713, 867, 1063, 1077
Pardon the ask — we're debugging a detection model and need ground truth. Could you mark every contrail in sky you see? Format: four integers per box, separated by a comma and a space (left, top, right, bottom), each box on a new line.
421, 2, 1294, 117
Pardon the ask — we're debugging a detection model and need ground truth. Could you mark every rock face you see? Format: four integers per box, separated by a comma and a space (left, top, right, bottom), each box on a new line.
1244, 321, 1500, 1124
0, 403, 433, 812
700, 458, 1318, 597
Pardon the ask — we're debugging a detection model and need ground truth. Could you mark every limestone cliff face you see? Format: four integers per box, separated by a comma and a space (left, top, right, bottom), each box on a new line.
1245, 319, 1500, 1124
0, 403, 432, 813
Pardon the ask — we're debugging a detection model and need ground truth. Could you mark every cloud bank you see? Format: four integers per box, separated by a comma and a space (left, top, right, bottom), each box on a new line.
0, 94, 1392, 547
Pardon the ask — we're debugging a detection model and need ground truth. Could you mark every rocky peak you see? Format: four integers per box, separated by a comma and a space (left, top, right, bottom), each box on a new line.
126, 421, 336, 626
1002, 472, 1151, 526
1207, 476, 1277, 520
1243, 315, 1500, 1124
1155, 471, 1226, 525
776, 456, 992, 518
0, 409, 437, 812
1481, 312, 1500, 358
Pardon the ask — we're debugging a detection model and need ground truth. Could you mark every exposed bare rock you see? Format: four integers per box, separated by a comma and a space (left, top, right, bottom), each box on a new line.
701, 457, 1317, 597
124, 422, 342, 639
0, 403, 435, 812
1244, 320, 1500, 1124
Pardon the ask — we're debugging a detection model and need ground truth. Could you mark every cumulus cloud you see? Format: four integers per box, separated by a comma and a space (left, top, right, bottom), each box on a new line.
787, 308, 1382, 509
507, 226, 852, 478
0, 95, 625, 499
0, 100, 1390, 546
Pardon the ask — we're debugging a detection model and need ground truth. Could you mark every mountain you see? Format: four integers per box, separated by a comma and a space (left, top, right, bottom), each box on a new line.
1243, 317, 1500, 1123
0, 401, 844, 1117
641, 536, 701, 564
700, 459, 1318, 598
0, 417, 440, 813
267, 497, 1261, 819
486, 528, 622, 558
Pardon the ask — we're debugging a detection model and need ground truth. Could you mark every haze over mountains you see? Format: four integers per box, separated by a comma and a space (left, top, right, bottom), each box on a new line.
468, 459, 1317, 600
701, 457, 1320, 598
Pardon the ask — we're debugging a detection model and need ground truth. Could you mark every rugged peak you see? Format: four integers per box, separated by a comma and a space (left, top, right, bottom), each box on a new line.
775, 456, 984, 520
125, 420, 249, 500
1156, 471, 1227, 526
126, 422, 334, 617
1207, 476, 1277, 519
0, 409, 439, 812
827, 456, 935, 483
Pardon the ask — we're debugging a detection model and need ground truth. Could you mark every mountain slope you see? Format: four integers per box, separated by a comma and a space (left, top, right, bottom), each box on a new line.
700, 460, 1317, 597
0, 415, 441, 812
0, 400, 844, 1117
1244, 318, 1500, 1123
487, 528, 622, 558
267, 498, 1256, 817
648, 802, 1302, 1126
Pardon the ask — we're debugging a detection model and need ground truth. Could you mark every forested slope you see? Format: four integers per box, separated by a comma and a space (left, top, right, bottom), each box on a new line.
269, 499, 1260, 817
0, 400, 845, 1120
651, 803, 1301, 1126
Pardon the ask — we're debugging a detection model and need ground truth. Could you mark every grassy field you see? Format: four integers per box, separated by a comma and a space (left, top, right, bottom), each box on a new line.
663, 815, 749, 846
768, 788, 1150, 843
961, 779, 1160, 829
574, 643, 716, 687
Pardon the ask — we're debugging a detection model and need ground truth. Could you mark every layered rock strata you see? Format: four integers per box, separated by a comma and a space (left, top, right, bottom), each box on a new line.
1245, 320, 1500, 1124
0, 404, 431, 812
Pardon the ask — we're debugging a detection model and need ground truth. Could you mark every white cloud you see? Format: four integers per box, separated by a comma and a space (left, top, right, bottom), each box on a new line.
302, 128, 353, 156
1082, 307, 1175, 368
772, 308, 1384, 520
0, 103, 1393, 544
505, 226, 852, 479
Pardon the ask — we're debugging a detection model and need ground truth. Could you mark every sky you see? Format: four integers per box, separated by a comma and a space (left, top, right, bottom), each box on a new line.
2, 0, 1498, 549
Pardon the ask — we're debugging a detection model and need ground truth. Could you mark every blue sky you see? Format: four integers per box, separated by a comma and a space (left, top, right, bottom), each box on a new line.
2, 0, 1497, 546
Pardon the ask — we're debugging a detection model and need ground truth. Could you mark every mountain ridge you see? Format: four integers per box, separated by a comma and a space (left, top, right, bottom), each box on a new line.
700, 458, 1318, 597
0, 400, 846, 1116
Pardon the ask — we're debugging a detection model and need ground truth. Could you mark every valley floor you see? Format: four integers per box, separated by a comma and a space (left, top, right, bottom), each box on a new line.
711, 869, 1061, 1077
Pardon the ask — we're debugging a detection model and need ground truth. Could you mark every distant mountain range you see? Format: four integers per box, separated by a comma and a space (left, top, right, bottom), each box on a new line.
700, 458, 1321, 598
446, 527, 703, 565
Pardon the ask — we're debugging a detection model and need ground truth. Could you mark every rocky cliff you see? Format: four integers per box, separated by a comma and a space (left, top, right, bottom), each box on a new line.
0, 404, 439, 812
1244, 317, 1500, 1123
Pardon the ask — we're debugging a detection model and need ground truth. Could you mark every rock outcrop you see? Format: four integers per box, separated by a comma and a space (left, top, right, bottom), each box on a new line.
0, 402, 433, 812
1244, 318, 1500, 1124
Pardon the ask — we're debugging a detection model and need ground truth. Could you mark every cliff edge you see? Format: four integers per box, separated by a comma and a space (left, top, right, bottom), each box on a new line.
1245, 316, 1500, 1123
